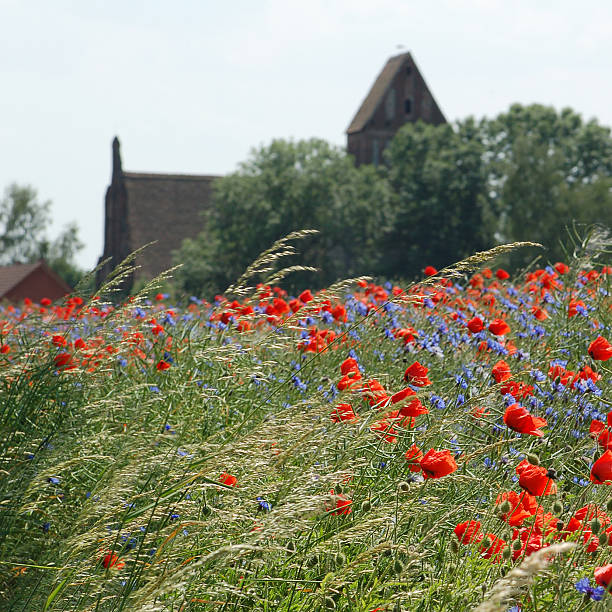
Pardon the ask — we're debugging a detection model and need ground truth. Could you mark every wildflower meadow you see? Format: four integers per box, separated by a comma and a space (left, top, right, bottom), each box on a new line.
1, 233, 611, 611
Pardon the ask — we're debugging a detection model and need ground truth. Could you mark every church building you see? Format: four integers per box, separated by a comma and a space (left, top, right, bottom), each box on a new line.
96, 52, 445, 291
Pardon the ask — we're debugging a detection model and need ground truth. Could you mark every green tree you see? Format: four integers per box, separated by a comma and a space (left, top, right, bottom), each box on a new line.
381, 119, 491, 277
174, 139, 392, 297
476, 104, 612, 267
0, 183, 85, 287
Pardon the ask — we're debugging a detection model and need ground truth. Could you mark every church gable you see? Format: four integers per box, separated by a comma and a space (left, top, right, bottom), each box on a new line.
347, 52, 446, 166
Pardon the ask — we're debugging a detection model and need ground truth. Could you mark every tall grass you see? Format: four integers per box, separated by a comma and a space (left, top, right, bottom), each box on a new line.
0, 232, 611, 611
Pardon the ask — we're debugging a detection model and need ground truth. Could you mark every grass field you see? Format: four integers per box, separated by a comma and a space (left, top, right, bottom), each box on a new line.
1, 237, 611, 611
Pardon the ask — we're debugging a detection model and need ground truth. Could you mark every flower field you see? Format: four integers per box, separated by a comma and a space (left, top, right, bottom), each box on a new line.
1, 244, 611, 611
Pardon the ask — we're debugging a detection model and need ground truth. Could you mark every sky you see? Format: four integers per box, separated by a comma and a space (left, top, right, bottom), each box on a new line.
2, 0, 612, 271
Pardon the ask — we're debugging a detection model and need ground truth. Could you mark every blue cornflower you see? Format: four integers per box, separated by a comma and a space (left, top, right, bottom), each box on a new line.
48, 477, 60, 485
575, 577, 605, 601
321, 311, 334, 324
257, 497, 272, 512
430, 395, 446, 410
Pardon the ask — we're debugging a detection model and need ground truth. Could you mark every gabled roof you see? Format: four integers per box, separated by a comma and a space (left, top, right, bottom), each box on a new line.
347, 53, 411, 134
0, 263, 41, 298
0, 261, 71, 300
347, 51, 445, 135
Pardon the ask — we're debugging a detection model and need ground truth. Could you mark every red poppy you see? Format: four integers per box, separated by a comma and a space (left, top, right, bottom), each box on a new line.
299, 289, 313, 303
598, 429, 612, 451
590, 450, 612, 484
480, 534, 506, 560
403, 361, 432, 387
52, 334, 67, 347
495, 269, 510, 280
156, 360, 171, 371
511, 528, 544, 560
337, 372, 362, 391
568, 298, 585, 318
588, 336, 612, 361
331, 304, 347, 321
424, 266, 437, 276
360, 379, 388, 406
467, 317, 484, 334
331, 403, 358, 423
330, 490, 352, 515
589, 419, 606, 439
340, 357, 360, 376
492, 360, 512, 383
594, 564, 612, 588
40, 297, 52, 306
503, 403, 547, 437
515, 459, 557, 496
370, 419, 397, 443
404, 444, 424, 472
219, 472, 238, 487
419, 449, 457, 479
102, 552, 125, 569
531, 306, 548, 320
488, 319, 510, 336
554, 262, 569, 275
54, 352, 75, 370
0, 344, 10, 354
454, 520, 483, 544
496, 491, 535, 527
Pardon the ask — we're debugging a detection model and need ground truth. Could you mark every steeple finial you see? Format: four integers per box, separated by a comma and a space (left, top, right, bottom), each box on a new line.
112, 136, 123, 180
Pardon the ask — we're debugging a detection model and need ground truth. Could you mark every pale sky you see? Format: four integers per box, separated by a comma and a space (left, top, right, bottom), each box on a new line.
2, 0, 612, 270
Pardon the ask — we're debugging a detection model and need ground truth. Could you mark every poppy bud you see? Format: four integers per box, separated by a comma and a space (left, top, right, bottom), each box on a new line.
512, 540, 522, 551
607, 498, 612, 513
599, 532, 608, 546
286, 541, 295, 552
324, 596, 336, 610
502, 547, 512, 560
335, 552, 346, 566
393, 559, 404, 574
449, 540, 459, 554
546, 468, 557, 480
398, 481, 411, 493
552, 500, 563, 515
556, 521, 564, 531
590, 519, 602, 535
499, 500, 512, 514
361, 500, 372, 513
526, 453, 540, 466
335, 484, 343, 495
307, 554, 318, 567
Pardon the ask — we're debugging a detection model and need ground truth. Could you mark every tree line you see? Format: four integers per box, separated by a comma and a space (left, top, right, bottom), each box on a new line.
175, 103, 612, 297
2, 103, 611, 297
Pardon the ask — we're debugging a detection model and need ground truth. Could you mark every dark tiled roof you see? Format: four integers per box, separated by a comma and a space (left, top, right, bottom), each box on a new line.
347, 52, 411, 134
0, 262, 41, 298
0, 261, 72, 300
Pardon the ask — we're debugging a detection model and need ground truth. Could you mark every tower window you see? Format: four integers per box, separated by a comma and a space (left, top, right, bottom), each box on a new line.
404, 98, 412, 114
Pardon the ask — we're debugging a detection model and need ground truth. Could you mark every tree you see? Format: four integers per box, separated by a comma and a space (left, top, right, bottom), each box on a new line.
174, 139, 392, 297
475, 104, 612, 267
0, 183, 85, 287
381, 119, 491, 277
